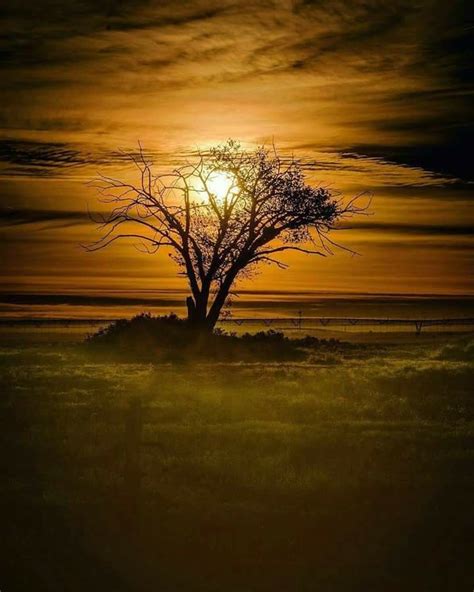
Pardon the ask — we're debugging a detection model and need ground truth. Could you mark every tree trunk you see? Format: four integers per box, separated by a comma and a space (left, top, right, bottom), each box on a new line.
188, 263, 242, 332
206, 276, 236, 330
186, 296, 197, 323
186, 295, 212, 331
205, 259, 247, 330
206, 293, 227, 331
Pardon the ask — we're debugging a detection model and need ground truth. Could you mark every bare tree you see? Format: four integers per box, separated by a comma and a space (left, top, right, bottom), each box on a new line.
86, 140, 369, 331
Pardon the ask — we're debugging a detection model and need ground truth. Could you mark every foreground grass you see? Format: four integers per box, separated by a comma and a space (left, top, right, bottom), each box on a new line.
1, 337, 473, 591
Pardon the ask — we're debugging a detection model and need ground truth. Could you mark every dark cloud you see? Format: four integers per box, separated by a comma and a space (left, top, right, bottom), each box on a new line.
1, 0, 472, 184
348, 0, 474, 180
0, 293, 182, 307
337, 220, 474, 237
2, 292, 471, 310
291, 1, 414, 63
0, 139, 169, 177
0, 1, 228, 68
0, 138, 456, 190
0, 0, 226, 33
0, 140, 92, 177
2, 206, 471, 242
342, 136, 474, 183
0, 207, 89, 227
103, 5, 227, 32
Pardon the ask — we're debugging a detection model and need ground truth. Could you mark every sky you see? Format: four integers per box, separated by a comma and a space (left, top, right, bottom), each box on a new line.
0, 0, 473, 317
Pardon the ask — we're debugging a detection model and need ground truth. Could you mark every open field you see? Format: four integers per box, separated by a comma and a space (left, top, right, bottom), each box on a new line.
1, 329, 473, 591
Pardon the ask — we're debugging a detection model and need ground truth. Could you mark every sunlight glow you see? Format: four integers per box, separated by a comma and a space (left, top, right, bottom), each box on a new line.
207, 171, 235, 201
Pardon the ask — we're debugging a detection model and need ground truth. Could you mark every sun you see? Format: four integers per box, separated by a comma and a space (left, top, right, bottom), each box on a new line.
207, 171, 235, 201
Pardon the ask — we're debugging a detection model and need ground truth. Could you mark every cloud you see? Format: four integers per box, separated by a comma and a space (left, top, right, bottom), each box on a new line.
0, 0, 472, 297
2, 206, 471, 245
0, 207, 90, 228
1, 0, 471, 188
341, 135, 474, 183
0, 137, 460, 193
337, 220, 474, 237
0, 140, 92, 177
0, 293, 183, 307
0, 139, 172, 178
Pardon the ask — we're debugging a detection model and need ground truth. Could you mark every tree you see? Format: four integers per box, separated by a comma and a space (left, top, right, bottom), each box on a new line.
86, 140, 368, 331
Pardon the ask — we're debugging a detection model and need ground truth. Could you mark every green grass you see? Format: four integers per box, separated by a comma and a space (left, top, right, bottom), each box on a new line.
1, 335, 473, 591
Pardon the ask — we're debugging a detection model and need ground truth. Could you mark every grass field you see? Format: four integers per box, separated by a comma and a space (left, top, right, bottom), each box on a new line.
1, 330, 473, 591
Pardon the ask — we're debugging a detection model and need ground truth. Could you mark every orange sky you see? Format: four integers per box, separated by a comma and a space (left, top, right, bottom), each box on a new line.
1, 0, 473, 316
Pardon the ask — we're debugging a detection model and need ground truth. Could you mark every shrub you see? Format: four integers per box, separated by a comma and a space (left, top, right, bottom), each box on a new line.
85, 313, 341, 362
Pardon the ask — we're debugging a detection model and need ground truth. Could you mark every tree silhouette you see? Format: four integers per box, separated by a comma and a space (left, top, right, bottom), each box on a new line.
87, 140, 368, 330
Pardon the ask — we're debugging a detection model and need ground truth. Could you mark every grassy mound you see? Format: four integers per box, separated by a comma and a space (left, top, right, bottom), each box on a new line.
85, 313, 343, 362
